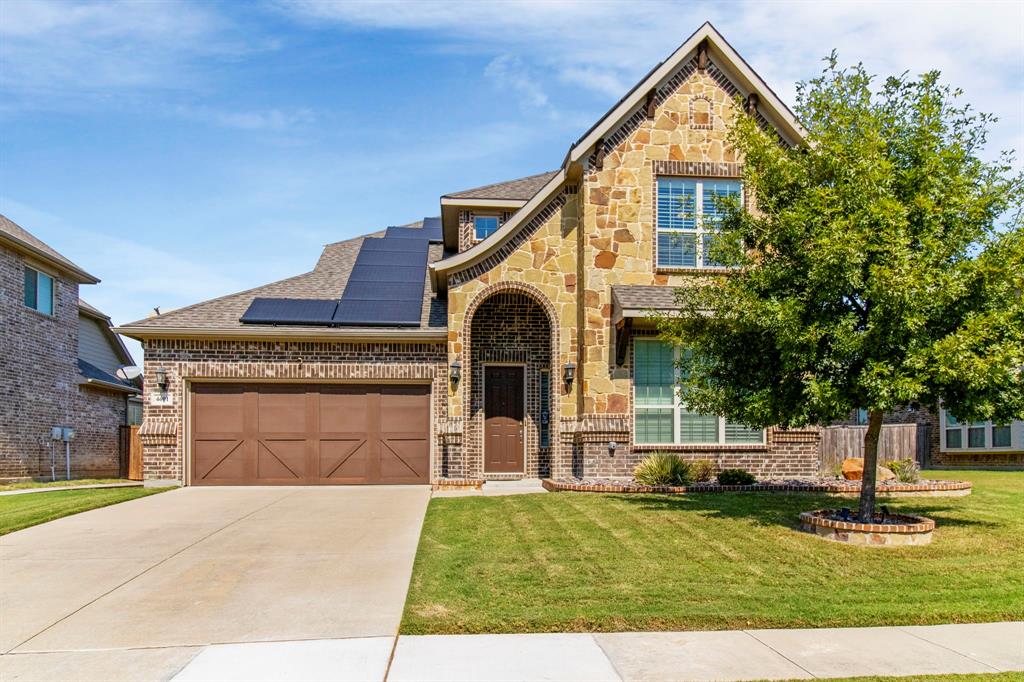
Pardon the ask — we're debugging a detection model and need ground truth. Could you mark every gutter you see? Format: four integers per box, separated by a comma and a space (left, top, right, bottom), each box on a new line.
113, 325, 449, 343
79, 377, 142, 394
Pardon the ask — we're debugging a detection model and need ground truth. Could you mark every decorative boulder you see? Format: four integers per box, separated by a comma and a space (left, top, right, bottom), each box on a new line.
877, 465, 897, 481
841, 457, 897, 481
842, 458, 863, 480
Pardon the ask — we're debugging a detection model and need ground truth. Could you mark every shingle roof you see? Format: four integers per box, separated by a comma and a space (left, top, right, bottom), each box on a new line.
0, 214, 99, 283
612, 285, 679, 312
78, 298, 108, 319
78, 358, 139, 393
443, 171, 558, 201
119, 221, 447, 335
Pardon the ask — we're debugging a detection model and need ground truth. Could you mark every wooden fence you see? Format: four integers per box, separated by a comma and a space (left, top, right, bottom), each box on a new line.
818, 423, 930, 475
118, 425, 143, 481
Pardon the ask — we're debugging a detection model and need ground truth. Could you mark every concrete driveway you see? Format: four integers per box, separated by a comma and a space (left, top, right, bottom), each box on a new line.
0, 486, 430, 681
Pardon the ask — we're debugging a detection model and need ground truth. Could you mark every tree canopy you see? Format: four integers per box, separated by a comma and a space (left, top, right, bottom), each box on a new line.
659, 55, 1023, 432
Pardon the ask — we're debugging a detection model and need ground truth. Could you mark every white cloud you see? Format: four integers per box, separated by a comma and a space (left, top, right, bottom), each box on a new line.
0, 0, 257, 109
277, 0, 1023, 161
484, 54, 549, 110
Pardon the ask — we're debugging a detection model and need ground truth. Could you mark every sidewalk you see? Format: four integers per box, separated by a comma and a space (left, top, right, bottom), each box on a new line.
167, 621, 1022, 681
3, 621, 1018, 681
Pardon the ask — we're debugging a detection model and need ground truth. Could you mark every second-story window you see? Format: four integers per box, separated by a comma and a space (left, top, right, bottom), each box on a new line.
473, 215, 500, 241
24, 266, 54, 315
656, 177, 742, 269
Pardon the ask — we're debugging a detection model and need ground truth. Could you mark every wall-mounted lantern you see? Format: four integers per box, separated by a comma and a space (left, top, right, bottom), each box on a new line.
449, 359, 462, 386
563, 361, 576, 391
155, 367, 169, 391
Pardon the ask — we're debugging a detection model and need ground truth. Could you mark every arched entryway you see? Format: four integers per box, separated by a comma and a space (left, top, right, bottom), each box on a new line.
463, 284, 558, 479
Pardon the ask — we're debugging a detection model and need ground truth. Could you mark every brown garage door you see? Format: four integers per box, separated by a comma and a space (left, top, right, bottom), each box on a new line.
191, 384, 430, 485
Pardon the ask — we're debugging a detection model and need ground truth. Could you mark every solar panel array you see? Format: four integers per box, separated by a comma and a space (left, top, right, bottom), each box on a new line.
239, 217, 442, 327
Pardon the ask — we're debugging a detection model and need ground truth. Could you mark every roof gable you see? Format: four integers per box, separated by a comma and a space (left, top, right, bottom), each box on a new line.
0, 214, 99, 284
432, 22, 804, 288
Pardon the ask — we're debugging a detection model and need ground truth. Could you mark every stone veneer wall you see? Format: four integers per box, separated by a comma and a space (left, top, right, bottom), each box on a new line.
0, 244, 121, 479
140, 339, 451, 483
440, 54, 822, 478
467, 291, 553, 478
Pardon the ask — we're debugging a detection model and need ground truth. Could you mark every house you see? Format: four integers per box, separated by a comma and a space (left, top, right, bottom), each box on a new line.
116, 23, 823, 487
0, 215, 141, 481
837, 407, 1024, 468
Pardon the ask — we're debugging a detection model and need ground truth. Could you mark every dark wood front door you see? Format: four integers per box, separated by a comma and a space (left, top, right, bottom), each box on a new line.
484, 366, 525, 473
191, 383, 430, 485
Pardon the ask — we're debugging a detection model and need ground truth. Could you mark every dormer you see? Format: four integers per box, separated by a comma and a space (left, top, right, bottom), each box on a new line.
440, 171, 558, 252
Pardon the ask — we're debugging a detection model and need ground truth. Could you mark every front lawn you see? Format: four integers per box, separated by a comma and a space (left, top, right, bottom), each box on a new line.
402, 470, 1023, 634
0, 487, 170, 535
0, 477, 134, 492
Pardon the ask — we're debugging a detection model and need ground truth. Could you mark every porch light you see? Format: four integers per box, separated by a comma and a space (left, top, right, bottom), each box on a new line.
563, 361, 576, 390
449, 359, 462, 386
155, 367, 168, 391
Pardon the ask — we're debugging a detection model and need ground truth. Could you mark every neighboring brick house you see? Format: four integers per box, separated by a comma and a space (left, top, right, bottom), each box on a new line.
0, 215, 141, 481
118, 23, 824, 487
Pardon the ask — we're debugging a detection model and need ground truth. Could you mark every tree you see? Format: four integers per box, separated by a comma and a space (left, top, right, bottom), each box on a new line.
658, 55, 1023, 521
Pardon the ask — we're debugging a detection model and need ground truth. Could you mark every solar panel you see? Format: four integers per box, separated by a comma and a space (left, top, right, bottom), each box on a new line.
345, 264, 426, 282
420, 217, 443, 242
331, 298, 423, 326
359, 238, 430, 253
354, 248, 428, 267
240, 298, 338, 325
340, 281, 425, 300
384, 226, 430, 240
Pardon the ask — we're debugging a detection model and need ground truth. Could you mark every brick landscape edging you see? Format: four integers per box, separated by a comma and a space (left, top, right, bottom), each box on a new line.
541, 478, 972, 497
800, 509, 936, 546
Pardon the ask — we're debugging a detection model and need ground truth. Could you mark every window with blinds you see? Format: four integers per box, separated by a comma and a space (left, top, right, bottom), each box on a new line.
634, 339, 765, 446
656, 177, 741, 269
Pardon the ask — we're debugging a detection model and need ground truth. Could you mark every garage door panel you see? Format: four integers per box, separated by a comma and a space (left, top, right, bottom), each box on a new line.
319, 387, 370, 432
256, 387, 308, 433
380, 438, 428, 483
192, 385, 246, 433
194, 439, 247, 481
191, 384, 429, 485
320, 439, 373, 482
257, 440, 306, 480
379, 386, 430, 432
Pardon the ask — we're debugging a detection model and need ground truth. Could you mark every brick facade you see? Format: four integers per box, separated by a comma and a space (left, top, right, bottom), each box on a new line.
140, 339, 450, 483
0, 244, 125, 480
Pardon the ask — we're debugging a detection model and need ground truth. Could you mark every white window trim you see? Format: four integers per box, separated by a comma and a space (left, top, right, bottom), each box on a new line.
634, 339, 764, 446
472, 214, 501, 242
656, 177, 742, 270
939, 407, 1014, 451
24, 265, 55, 316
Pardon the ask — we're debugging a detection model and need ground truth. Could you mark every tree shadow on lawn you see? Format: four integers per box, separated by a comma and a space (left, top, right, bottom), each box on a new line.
611, 492, 997, 531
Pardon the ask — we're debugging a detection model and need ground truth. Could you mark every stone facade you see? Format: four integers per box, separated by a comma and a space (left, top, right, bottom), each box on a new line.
0, 244, 125, 480
442, 55, 820, 480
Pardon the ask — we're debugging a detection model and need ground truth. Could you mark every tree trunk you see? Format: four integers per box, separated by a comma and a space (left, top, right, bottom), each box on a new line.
858, 409, 884, 522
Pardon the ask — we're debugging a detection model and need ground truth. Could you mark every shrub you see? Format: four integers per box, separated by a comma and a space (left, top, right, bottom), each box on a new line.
634, 453, 693, 486
690, 459, 716, 483
885, 458, 920, 483
717, 468, 756, 486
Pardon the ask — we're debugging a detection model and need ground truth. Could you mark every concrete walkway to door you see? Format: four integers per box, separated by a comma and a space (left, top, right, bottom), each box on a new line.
0, 485, 430, 681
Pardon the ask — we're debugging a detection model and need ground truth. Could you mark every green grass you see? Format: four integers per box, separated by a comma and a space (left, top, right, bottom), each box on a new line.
0, 477, 134, 491
772, 676, 1023, 682
402, 470, 1024, 634
0, 487, 171, 535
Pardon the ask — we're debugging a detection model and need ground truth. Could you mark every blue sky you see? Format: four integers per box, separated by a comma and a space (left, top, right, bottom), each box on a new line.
2, 0, 1021, 362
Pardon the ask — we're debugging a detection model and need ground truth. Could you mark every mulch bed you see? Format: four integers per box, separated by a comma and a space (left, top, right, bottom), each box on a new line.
542, 477, 972, 495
